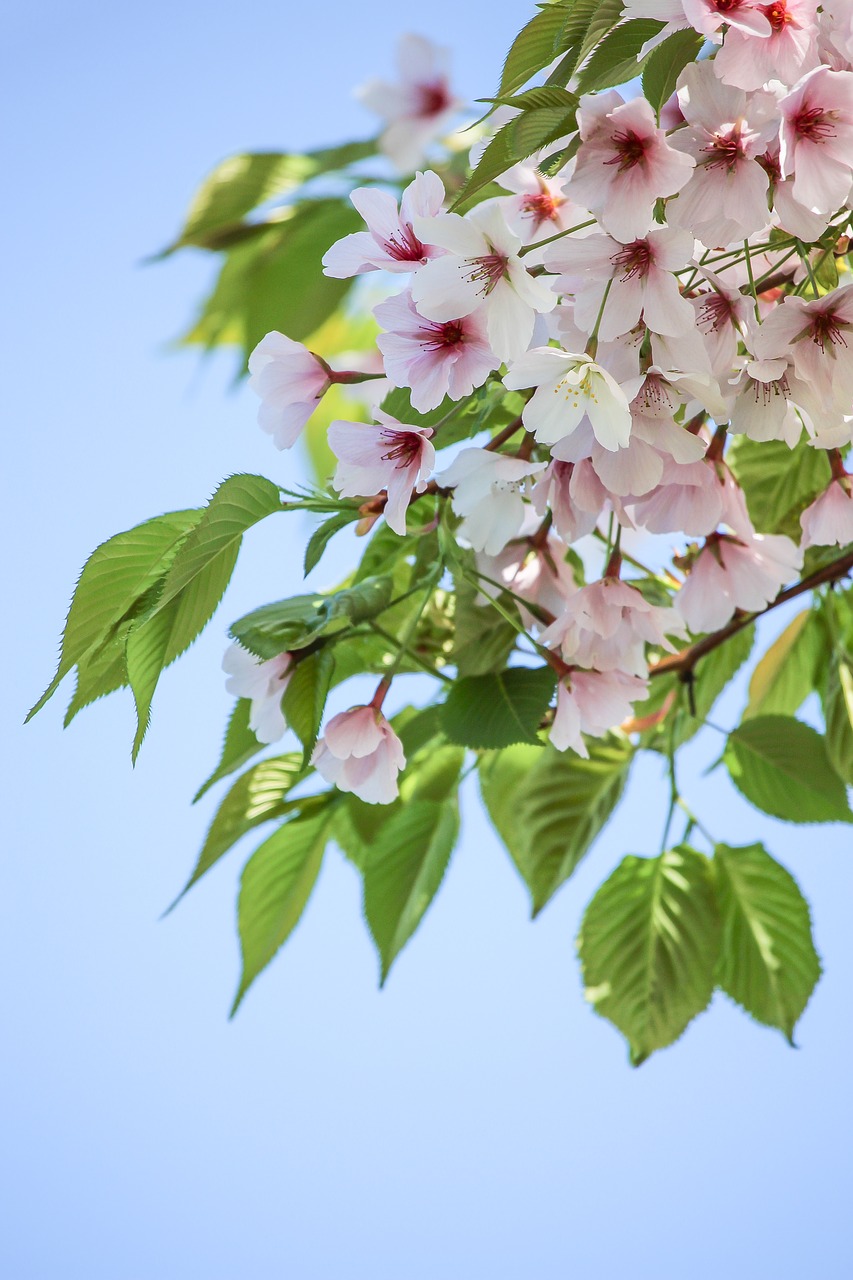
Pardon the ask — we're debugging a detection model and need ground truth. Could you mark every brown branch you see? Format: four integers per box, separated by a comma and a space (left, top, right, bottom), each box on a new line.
650, 545, 853, 681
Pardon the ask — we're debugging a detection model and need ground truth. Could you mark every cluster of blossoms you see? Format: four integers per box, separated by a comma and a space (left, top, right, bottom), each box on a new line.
232, 15, 853, 804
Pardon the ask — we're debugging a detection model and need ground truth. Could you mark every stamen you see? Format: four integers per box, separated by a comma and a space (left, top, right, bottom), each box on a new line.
610, 239, 653, 282
462, 252, 509, 296
379, 430, 422, 468
605, 129, 650, 173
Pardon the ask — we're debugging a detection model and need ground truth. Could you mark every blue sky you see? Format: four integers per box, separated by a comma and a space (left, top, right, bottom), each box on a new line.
5, 3, 853, 1276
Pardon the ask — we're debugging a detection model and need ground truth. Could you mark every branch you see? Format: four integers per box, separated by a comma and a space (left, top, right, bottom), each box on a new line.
650, 545, 853, 680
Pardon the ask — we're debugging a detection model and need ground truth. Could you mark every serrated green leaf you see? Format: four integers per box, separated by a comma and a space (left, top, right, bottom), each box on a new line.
574, 0, 625, 65
171, 754, 305, 907
232, 808, 333, 1012
450, 574, 517, 677
282, 649, 335, 766
727, 434, 831, 537
304, 509, 360, 576
641, 28, 703, 115
400, 743, 466, 803
442, 667, 557, 748
824, 658, 853, 784
63, 622, 132, 726
231, 574, 394, 657
491, 86, 578, 112
578, 846, 720, 1064
714, 842, 821, 1042
724, 715, 853, 824
480, 735, 633, 913
363, 798, 459, 984
508, 101, 578, 156
744, 610, 825, 721
498, 2, 573, 97
193, 699, 263, 803
575, 19, 663, 93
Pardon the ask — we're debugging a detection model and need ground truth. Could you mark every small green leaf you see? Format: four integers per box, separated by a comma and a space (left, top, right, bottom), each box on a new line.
193, 699, 263, 803
282, 650, 335, 766
575, 19, 663, 94
450, 574, 517, 677
641, 28, 703, 116
824, 658, 853, 785
232, 808, 333, 1012
303, 509, 360, 576
714, 842, 821, 1042
231, 575, 394, 657
744, 610, 825, 721
727, 434, 831, 538
498, 2, 574, 97
578, 846, 720, 1064
363, 799, 459, 984
724, 715, 853, 824
480, 735, 633, 913
442, 667, 557, 749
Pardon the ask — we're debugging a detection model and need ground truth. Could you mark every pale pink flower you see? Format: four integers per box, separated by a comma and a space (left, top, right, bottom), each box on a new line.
504, 348, 639, 453
247, 331, 331, 450
587, 408, 708, 498
668, 64, 777, 245
545, 224, 695, 340
800, 476, 853, 545
551, 670, 650, 757
322, 170, 445, 278
327, 412, 435, 536
411, 203, 556, 362
532, 459, 605, 544
756, 141, 833, 240
691, 270, 751, 380
716, 0, 819, 91
726, 356, 806, 446
496, 162, 587, 249
779, 66, 853, 214
476, 529, 577, 628
682, 0, 772, 38
751, 284, 853, 411
565, 93, 695, 242
622, 0, 690, 54
541, 578, 686, 677
629, 458, 726, 536
676, 532, 803, 632
439, 448, 547, 555
222, 643, 293, 744
822, 0, 853, 65
356, 34, 460, 173
312, 706, 406, 805
373, 289, 499, 412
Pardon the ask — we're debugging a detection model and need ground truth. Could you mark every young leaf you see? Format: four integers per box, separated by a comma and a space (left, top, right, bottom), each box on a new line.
450, 575, 517, 677
724, 715, 853, 824
362, 798, 459, 984
193, 699, 263, 803
171, 754, 305, 907
743, 610, 825, 721
231, 575, 394, 657
282, 649, 335, 766
498, 2, 573, 97
578, 846, 720, 1064
824, 658, 853, 785
480, 735, 633, 914
641, 28, 703, 116
304, 509, 359, 576
232, 808, 333, 1013
574, 19, 663, 94
714, 843, 821, 1042
441, 667, 557, 749
63, 622, 132, 726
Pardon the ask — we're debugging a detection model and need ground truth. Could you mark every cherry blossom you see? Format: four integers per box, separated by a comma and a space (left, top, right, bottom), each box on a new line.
532, 459, 606, 544
496, 162, 587, 250
541, 578, 686, 677
682, 0, 772, 38
222, 643, 293, 744
629, 459, 726, 536
676, 532, 803, 632
411, 203, 556, 361
312, 706, 406, 805
323, 170, 445, 278
565, 93, 695, 242
800, 475, 853, 546
475, 527, 577, 628
779, 66, 853, 214
751, 284, 853, 411
328, 412, 435, 536
247, 331, 331, 450
503, 348, 639, 453
373, 289, 499, 412
551, 670, 650, 756
356, 34, 460, 173
691, 271, 751, 380
715, 0, 819, 92
439, 448, 547, 555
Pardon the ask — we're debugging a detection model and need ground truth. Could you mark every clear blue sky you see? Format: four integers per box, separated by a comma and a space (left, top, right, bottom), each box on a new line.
5, 3, 852, 1276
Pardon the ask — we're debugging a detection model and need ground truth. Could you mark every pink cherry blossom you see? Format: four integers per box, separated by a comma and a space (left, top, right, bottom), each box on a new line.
541, 578, 686, 677
439, 448, 547, 555
691, 271, 751, 379
532, 459, 605, 543
551, 670, 650, 756
545, 224, 695, 341
667, 64, 777, 245
779, 66, 853, 213
476, 528, 577, 628
373, 289, 499, 412
727, 356, 806, 445
222, 643, 293, 744
411, 203, 556, 362
312, 706, 406, 805
504, 348, 640, 453
327, 412, 435, 536
716, 0, 819, 92
682, 0, 772, 38
322, 170, 445, 278
676, 531, 803, 632
247, 331, 331, 450
496, 162, 588, 249
751, 284, 853, 411
629, 458, 726, 535
565, 93, 695, 242
356, 34, 460, 173
800, 476, 853, 545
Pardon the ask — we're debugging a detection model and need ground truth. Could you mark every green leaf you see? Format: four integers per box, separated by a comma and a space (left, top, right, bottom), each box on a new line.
442, 667, 557, 749
743, 610, 825, 721
727, 434, 831, 537
498, 2, 574, 97
29, 509, 202, 720
63, 622, 131, 726
724, 715, 853, 824
193, 699, 263, 803
578, 846, 720, 1064
282, 650, 335, 766
400, 742, 466, 803
232, 808, 333, 1012
714, 842, 821, 1042
304, 509, 359, 576
642, 625, 755, 751
490, 86, 578, 112
641, 28, 703, 116
171, 754, 305, 907
480, 735, 633, 914
450, 574, 517, 676
824, 658, 853, 785
363, 799, 459, 984
574, 0, 624, 65
575, 20, 663, 94
231, 574, 394, 657
452, 97, 578, 211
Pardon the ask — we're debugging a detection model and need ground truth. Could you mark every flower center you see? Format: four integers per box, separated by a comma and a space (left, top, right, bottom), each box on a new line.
791, 105, 837, 144
379, 429, 423, 468
697, 291, 736, 333
521, 190, 563, 230
420, 319, 466, 351
606, 129, 651, 172
383, 222, 426, 263
704, 124, 747, 172
610, 239, 653, 281
761, 0, 793, 31
463, 252, 509, 296
801, 310, 849, 354
751, 372, 790, 404
416, 81, 452, 118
